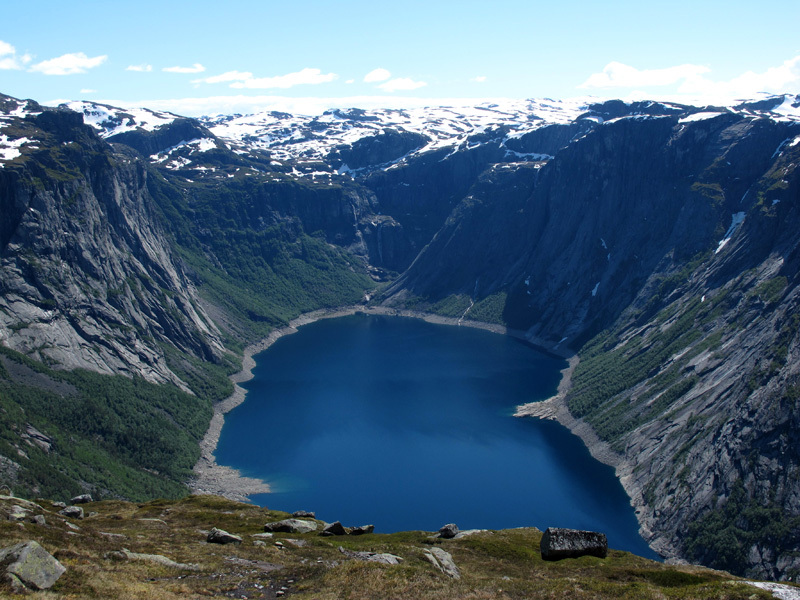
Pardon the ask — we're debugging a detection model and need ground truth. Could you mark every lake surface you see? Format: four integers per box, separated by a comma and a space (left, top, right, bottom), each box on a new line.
216, 313, 657, 559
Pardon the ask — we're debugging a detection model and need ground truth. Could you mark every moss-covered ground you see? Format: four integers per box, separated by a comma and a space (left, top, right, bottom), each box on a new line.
0, 494, 789, 599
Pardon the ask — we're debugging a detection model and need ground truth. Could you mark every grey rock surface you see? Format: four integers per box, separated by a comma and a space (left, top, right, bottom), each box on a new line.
206, 527, 242, 545
59, 506, 84, 520
423, 546, 461, 579
320, 521, 347, 536
264, 519, 318, 534
338, 546, 402, 565
350, 524, 374, 535
540, 527, 608, 561
0, 541, 66, 590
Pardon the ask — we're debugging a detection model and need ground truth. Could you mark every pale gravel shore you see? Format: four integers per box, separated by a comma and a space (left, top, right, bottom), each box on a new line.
189, 304, 572, 502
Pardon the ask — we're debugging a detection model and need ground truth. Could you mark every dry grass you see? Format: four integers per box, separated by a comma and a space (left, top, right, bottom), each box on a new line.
0, 495, 785, 599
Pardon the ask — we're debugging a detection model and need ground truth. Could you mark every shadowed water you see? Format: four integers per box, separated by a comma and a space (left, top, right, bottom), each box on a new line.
216, 314, 658, 559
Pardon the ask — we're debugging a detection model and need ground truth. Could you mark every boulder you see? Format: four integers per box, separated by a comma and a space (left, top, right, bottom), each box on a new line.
438, 523, 459, 539
264, 519, 317, 534
320, 521, 347, 536
423, 547, 461, 579
70, 494, 93, 504
0, 541, 66, 590
206, 527, 242, 545
540, 527, 608, 560
8, 506, 29, 522
350, 524, 375, 536
30, 514, 47, 526
59, 505, 84, 519
292, 510, 315, 519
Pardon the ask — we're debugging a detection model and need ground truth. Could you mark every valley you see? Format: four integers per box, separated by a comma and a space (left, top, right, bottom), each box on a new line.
1, 91, 799, 582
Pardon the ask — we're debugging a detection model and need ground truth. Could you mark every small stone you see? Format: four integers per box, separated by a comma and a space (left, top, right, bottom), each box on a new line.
70, 494, 93, 504
292, 510, 316, 519
30, 515, 47, 526
438, 523, 459, 539
253, 540, 266, 547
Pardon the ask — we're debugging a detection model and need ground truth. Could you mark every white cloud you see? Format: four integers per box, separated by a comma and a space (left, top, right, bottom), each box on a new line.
229, 68, 337, 89
193, 70, 253, 84
0, 40, 32, 70
126, 64, 153, 72
364, 68, 391, 83
163, 63, 206, 74
579, 62, 711, 89
678, 55, 800, 99
345, 79, 355, 84
471, 76, 487, 83
29, 52, 107, 75
80, 88, 97, 94
579, 56, 800, 105
378, 77, 427, 93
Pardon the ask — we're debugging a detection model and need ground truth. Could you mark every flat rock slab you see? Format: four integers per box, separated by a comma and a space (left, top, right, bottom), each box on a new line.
264, 519, 318, 534
338, 546, 403, 565
0, 541, 66, 590
540, 527, 608, 560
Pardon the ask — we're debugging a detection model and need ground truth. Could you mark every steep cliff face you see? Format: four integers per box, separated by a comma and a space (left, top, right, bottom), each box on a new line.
0, 100, 225, 388
566, 131, 800, 579
383, 104, 800, 579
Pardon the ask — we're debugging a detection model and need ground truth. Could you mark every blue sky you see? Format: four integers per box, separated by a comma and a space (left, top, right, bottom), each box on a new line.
2, 0, 799, 116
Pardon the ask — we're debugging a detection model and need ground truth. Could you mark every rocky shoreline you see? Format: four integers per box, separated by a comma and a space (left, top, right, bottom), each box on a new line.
514, 358, 670, 559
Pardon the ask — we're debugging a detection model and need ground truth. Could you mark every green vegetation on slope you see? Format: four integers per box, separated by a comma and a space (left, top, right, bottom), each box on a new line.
148, 172, 375, 343
686, 480, 800, 578
0, 347, 211, 501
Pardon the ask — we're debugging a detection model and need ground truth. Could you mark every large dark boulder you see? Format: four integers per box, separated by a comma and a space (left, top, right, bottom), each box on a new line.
540, 527, 608, 560
438, 523, 459, 539
320, 521, 347, 536
206, 527, 242, 545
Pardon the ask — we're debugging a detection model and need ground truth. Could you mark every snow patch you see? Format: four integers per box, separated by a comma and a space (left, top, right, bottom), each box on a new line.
715, 212, 746, 254
679, 111, 724, 123
64, 101, 179, 137
0, 135, 34, 164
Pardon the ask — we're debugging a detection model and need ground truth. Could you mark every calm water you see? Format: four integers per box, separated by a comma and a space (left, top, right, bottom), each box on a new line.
216, 314, 657, 559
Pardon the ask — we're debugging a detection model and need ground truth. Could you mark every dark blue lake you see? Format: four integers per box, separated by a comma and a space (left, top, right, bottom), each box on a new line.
216, 313, 657, 559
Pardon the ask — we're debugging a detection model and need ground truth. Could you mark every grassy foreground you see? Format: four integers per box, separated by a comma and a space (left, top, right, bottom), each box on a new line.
0, 495, 790, 599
